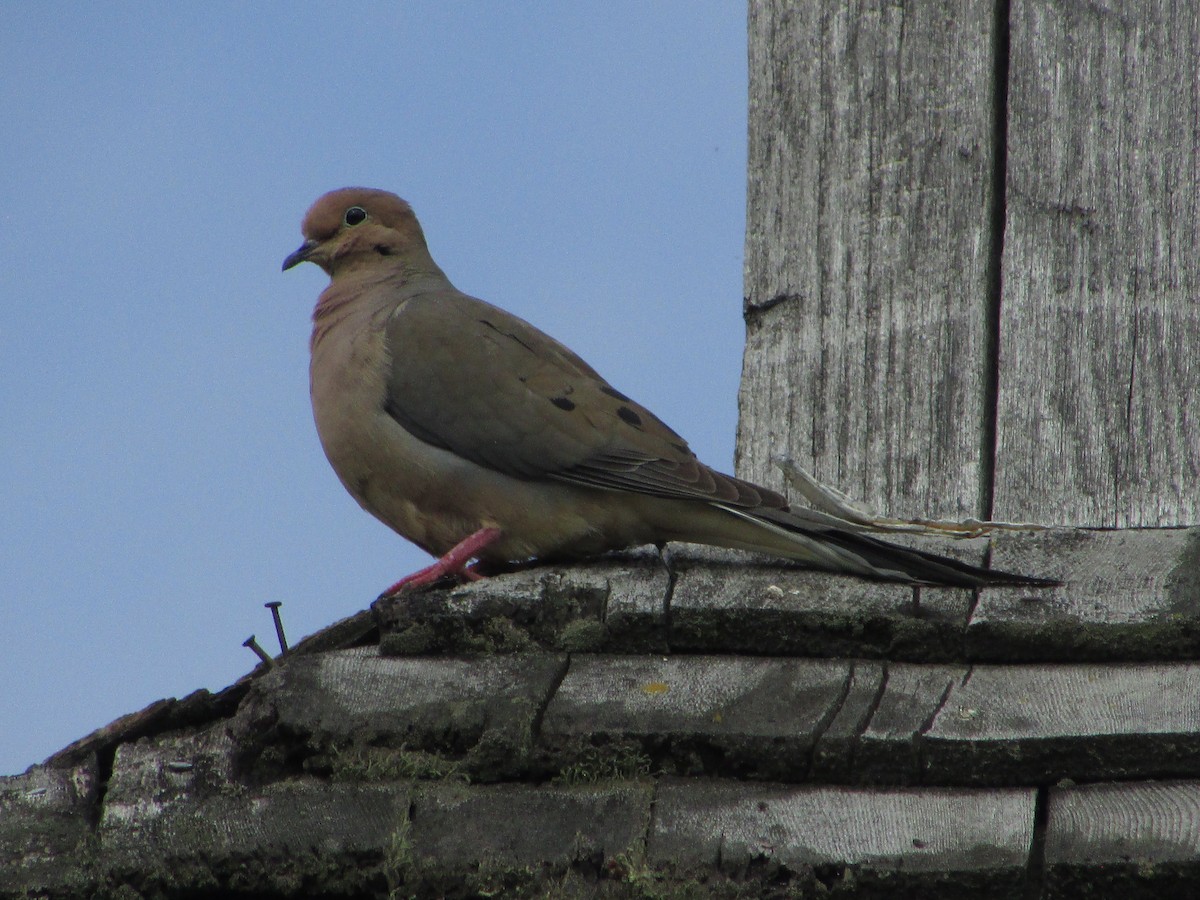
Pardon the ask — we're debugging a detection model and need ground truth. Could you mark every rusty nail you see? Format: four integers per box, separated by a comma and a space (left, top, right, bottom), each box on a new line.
242, 635, 274, 667
264, 601, 289, 654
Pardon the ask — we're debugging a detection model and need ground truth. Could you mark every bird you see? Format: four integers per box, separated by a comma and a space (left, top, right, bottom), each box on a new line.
283, 187, 1055, 594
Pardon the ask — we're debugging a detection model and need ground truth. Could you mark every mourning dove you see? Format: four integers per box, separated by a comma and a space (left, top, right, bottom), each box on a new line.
284, 188, 1054, 594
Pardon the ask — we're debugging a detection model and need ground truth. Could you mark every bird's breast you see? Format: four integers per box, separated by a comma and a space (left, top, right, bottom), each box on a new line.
307, 298, 666, 562
309, 304, 438, 541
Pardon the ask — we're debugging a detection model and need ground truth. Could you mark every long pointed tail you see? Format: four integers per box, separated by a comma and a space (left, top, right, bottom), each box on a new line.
717, 505, 1059, 588
816, 528, 1057, 587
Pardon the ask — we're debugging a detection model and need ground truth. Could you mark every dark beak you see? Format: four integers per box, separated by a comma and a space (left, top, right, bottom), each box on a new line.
282, 240, 318, 272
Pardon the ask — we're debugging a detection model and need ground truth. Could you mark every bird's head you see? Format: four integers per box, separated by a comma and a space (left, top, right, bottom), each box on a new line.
283, 187, 431, 276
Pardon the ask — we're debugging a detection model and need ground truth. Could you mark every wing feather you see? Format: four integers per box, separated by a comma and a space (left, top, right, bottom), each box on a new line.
383, 290, 786, 510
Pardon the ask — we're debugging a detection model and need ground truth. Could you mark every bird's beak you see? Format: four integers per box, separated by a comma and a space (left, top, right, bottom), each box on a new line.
282, 240, 319, 272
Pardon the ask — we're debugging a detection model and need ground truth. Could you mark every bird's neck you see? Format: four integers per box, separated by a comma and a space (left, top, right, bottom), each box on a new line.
309, 267, 454, 352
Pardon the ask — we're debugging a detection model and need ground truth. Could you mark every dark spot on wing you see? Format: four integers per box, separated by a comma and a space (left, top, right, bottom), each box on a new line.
601, 385, 631, 402
551, 397, 576, 411
617, 406, 643, 427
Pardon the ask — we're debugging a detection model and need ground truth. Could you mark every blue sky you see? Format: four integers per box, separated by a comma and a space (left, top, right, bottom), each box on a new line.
0, 5, 748, 774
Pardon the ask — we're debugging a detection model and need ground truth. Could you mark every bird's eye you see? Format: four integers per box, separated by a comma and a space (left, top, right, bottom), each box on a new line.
343, 206, 367, 226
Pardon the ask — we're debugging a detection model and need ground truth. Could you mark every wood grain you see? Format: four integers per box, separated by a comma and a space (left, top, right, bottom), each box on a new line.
738, 0, 1000, 519
969, 527, 1200, 661
995, 0, 1200, 525
650, 778, 1036, 873
923, 662, 1200, 783
1046, 781, 1200, 865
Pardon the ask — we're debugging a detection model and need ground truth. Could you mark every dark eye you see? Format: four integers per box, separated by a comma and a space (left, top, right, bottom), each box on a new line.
343, 206, 367, 226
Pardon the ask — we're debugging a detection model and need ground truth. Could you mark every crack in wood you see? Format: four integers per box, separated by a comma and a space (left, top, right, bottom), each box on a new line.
981, 0, 1012, 524
805, 659, 859, 780
659, 545, 678, 648
914, 669, 963, 784
1024, 785, 1050, 900
528, 655, 572, 744
640, 775, 661, 867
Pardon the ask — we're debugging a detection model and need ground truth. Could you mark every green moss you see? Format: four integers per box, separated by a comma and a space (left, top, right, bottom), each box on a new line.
384, 813, 414, 899
555, 746, 653, 785
476, 615, 538, 652
599, 853, 815, 899
330, 743, 468, 784
466, 716, 534, 781
464, 854, 543, 897
380, 624, 436, 656
559, 619, 609, 652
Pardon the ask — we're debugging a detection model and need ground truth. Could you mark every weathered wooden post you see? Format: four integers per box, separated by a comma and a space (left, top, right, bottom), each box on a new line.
997, 0, 1200, 526
738, 0, 1200, 528
736, 0, 1200, 891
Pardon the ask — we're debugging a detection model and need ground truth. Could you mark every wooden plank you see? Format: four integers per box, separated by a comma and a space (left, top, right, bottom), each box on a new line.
101, 778, 412, 883
995, 0, 1200, 526
969, 528, 1200, 661
374, 550, 671, 656
410, 782, 651, 872
668, 544, 974, 662
923, 663, 1200, 784
1045, 781, 1200, 893
246, 648, 567, 779
0, 759, 98, 896
650, 777, 1036, 881
538, 654, 850, 782
857, 663, 966, 784
811, 661, 886, 782
1047, 780, 1200, 864
739, 0, 999, 518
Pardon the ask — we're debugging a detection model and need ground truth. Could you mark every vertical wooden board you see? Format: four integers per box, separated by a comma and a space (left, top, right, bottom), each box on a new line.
996, 0, 1200, 526
738, 0, 999, 518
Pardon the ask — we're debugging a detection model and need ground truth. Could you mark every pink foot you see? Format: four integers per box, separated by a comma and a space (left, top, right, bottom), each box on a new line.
379, 527, 502, 597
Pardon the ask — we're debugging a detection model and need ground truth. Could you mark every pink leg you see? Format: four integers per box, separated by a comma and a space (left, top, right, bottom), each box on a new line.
379, 527, 502, 597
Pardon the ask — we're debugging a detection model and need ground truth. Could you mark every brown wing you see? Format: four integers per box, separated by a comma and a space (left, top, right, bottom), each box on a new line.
383, 290, 785, 509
